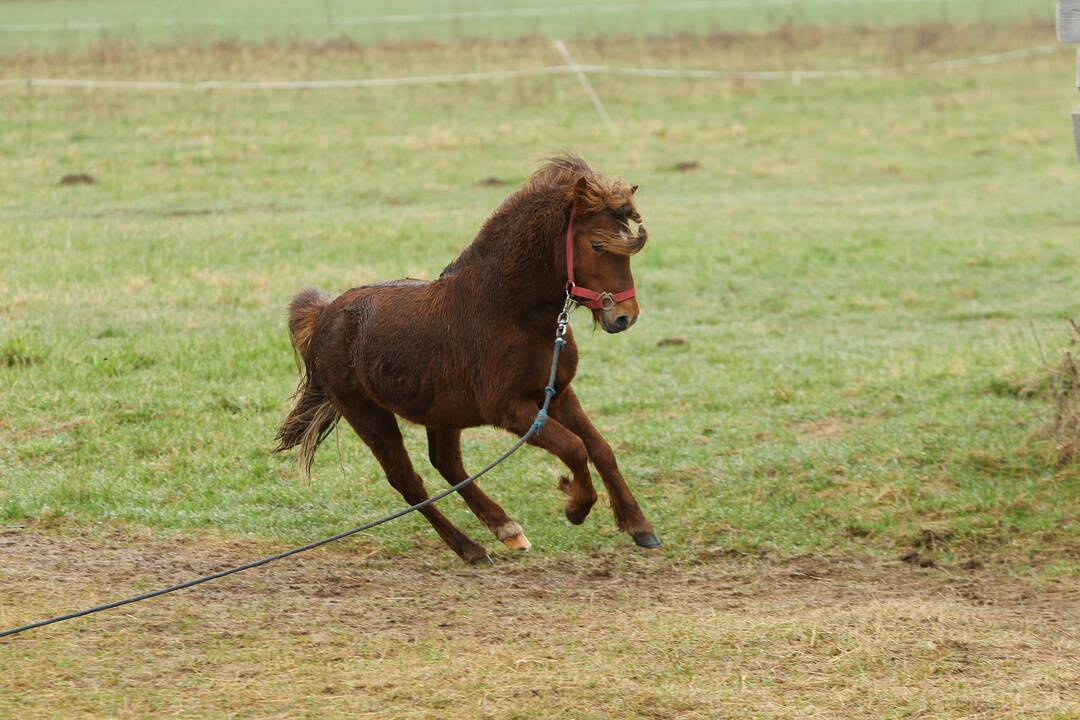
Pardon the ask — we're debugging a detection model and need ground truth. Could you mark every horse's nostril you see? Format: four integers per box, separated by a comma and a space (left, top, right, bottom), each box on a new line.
614, 315, 631, 330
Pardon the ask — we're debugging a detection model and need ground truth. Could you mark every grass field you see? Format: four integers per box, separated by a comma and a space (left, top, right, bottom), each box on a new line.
2, 6, 1079, 718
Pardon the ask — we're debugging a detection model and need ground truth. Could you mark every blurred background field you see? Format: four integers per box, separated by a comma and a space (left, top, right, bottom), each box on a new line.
4, 3, 1080, 718
1, 1, 1078, 570
0, 0, 1057, 49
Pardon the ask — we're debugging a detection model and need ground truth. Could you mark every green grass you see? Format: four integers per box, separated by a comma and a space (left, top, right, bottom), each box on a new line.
0, 0, 1055, 51
1, 19, 1078, 571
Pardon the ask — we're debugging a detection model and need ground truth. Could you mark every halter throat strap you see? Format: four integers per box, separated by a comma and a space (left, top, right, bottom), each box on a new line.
565, 206, 637, 311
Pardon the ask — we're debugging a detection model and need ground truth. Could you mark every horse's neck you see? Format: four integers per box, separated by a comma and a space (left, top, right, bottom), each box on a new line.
440, 192, 567, 327
441, 241, 564, 329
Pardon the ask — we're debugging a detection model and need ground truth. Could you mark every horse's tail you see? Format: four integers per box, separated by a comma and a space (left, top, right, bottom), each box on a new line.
286, 286, 329, 359
275, 287, 340, 477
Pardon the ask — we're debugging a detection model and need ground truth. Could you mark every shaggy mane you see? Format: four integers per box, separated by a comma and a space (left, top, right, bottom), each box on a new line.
442, 154, 640, 279
523, 153, 636, 213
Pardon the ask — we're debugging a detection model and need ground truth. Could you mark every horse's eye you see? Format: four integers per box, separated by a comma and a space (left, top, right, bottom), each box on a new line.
590, 242, 604, 253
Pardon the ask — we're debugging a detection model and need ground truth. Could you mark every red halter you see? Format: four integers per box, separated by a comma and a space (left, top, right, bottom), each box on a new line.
565, 208, 637, 311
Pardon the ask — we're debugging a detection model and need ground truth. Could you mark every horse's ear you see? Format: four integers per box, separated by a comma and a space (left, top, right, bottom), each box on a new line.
574, 177, 609, 215
572, 176, 590, 200
570, 175, 595, 212
631, 185, 638, 194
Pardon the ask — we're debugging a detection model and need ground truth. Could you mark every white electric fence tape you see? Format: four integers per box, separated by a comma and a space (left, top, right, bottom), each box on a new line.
0, 44, 1064, 92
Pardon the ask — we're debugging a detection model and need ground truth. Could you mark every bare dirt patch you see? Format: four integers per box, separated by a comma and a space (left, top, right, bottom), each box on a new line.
796, 417, 846, 440
1, 528, 1077, 719
58, 173, 95, 186
671, 161, 701, 172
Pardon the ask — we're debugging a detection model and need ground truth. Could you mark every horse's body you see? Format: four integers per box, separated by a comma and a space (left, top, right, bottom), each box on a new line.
311, 276, 576, 431
277, 155, 658, 563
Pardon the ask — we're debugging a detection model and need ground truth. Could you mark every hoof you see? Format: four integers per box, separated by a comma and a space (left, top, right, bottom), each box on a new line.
558, 476, 595, 525
496, 522, 530, 551
501, 534, 532, 552
632, 531, 662, 549
565, 505, 590, 526
462, 545, 493, 565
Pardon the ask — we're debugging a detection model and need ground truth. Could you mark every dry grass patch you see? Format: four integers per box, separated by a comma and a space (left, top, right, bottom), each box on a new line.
1048, 323, 1080, 465
1001, 319, 1080, 467
1, 529, 1077, 719
0, 21, 1057, 81
795, 417, 847, 440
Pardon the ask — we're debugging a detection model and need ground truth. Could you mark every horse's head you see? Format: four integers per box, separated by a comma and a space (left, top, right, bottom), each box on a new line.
567, 175, 647, 334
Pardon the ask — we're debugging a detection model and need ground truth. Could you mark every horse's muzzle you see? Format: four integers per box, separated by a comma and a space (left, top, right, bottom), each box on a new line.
599, 300, 639, 334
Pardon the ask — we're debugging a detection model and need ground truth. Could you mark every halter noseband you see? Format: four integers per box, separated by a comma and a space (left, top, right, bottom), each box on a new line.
565, 207, 637, 311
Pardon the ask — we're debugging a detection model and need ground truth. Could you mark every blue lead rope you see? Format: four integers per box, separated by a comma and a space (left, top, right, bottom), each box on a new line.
533, 314, 569, 435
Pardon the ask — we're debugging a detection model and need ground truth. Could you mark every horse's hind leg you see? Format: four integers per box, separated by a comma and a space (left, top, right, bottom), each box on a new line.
338, 403, 490, 564
427, 428, 530, 552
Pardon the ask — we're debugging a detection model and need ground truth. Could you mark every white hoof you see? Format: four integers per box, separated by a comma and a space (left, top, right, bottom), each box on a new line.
496, 522, 531, 551
501, 534, 531, 551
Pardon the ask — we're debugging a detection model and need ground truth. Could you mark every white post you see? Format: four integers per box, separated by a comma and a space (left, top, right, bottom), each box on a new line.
1060, 3, 1080, 161
1073, 104, 1080, 162
1059, 0, 1080, 42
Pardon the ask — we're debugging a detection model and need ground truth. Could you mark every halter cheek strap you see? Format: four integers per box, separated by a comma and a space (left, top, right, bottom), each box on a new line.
565, 207, 637, 311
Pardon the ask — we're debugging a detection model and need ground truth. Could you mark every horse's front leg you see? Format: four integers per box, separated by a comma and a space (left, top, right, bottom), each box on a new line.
499, 402, 598, 527
549, 387, 660, 548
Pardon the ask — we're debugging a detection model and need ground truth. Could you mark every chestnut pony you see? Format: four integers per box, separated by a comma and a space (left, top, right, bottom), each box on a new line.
276, 155, 658, 563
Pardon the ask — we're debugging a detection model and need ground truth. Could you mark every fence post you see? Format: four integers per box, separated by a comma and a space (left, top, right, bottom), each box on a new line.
1059, 0, 1080, 42
1060, 2, 1080, 161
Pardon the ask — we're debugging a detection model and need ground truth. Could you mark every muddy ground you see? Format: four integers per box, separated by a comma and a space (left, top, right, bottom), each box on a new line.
2, 528, 1077, 719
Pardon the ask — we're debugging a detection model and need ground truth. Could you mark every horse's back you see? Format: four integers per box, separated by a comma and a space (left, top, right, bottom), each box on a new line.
361, 278, 429, 290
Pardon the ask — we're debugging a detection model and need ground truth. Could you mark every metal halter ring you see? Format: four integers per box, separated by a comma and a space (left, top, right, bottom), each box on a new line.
599, 292, 616, 311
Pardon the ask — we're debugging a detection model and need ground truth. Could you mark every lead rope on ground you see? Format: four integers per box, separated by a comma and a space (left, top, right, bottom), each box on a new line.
0, 295, 574, 641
